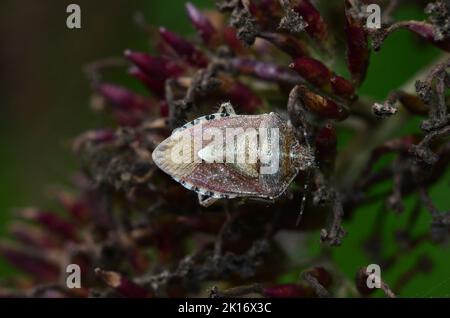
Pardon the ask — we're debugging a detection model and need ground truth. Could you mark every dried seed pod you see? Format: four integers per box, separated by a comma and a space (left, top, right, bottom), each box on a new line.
373, 102, 398, 117
345, 0, 369, 85
372, 22, 450, 52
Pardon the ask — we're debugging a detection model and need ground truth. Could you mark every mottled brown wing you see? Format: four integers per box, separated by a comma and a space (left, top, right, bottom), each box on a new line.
152, 112, 301, 199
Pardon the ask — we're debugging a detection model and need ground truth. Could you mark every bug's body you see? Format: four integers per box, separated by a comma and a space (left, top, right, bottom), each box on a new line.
152, 103, 314, 206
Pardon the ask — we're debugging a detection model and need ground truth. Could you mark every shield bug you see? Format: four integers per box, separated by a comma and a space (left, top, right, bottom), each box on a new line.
152, 102, 314, 207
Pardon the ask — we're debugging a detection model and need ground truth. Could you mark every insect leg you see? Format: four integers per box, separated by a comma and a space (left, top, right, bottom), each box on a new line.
198, 194, 219, 207
296, 170, 311, 226
218, 102, 236, 115
288, 86, 315, 226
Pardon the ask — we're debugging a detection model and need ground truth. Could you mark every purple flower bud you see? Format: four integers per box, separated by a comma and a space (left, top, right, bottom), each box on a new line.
186, 2, 218, 45
57, 193, 90, 223
159, 27, 208, 67
124, 51, 184, 80
230, 58, 303, 84
0, 242, 60, 281
20, 208, 77, 241
129, 66, 165, 98
95, 83, 152, 112
10, 223, 59, 249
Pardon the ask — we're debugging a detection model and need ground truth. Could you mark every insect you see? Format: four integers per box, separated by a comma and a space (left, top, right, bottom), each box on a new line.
152, 102, 315, 207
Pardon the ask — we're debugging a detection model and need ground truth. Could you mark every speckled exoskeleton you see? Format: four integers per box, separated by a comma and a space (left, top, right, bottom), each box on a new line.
152, 102, 314, 207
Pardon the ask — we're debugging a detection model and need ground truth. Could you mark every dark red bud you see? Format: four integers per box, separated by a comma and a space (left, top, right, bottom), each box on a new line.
259, 32, 310, 58
129, 249, 150, 274
159, 100, 170, 117
345, 0, 369, 85
262, 284, 309, 298
293, 0, 329, 42
95, 268, 152, 298
305, 267, 333, 288
297, 85, 348, 121
397, 92, 428, 115
355, 267, 375, 296
290, 57, 331, 88
57, 193, 90, 222
223, 26, 246, 54
0, 242, 60, 281
186, 2, 218, 45
330, 75, 355, 99
159, 27, 208, 67
20, 209, 77, 241
315, 123, 337, 156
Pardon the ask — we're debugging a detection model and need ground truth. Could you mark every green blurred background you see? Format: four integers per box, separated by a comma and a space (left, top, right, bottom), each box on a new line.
0, 0, 448, 297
